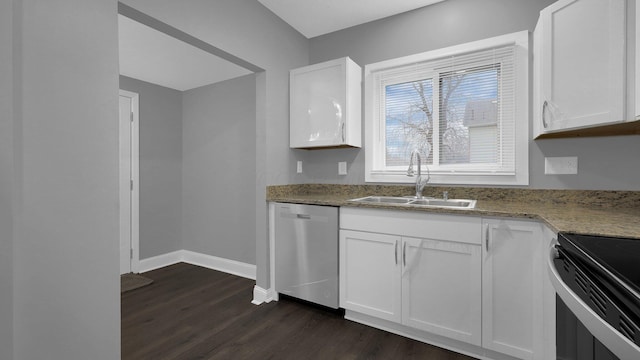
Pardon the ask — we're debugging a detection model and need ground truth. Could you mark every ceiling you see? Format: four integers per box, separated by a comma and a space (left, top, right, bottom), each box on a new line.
118, 0, 445, 91
258, 0, 445, 38
118, 15, 252, 91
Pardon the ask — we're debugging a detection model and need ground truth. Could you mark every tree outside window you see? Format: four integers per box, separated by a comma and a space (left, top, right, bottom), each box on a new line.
384, 65, 499, 168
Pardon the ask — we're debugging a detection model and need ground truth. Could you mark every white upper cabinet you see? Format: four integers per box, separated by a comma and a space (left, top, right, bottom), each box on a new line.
533, 0, 628, 138
290, 57, 362, 149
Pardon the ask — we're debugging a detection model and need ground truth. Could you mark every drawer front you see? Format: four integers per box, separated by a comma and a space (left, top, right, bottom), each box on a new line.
340, 208, 481, 245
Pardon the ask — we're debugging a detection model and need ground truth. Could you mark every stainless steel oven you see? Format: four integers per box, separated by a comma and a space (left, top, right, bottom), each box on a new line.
548, 233, 640, 360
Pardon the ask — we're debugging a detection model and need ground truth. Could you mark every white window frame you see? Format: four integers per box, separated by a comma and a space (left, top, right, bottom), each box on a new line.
364, 31, 530, 185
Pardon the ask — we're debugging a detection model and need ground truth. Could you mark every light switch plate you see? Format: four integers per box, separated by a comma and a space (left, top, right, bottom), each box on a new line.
544, 156, 578, 175
338, 161, 347, 175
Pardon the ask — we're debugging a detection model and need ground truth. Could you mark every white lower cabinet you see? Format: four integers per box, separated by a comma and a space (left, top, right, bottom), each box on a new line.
339, 208, 545, 360
339, 208, 482, 346
402, 237, 482, 346
339, 230, 401, 322
482, 219, 544, 360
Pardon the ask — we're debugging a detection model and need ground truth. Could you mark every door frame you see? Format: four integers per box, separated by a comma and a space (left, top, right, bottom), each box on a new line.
119, 89, 140, 273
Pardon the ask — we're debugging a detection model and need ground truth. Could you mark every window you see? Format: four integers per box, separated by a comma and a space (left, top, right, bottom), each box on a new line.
365, 31, 529, 185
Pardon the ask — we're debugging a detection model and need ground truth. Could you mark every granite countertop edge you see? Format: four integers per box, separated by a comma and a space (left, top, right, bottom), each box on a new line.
266, 185, 640, 240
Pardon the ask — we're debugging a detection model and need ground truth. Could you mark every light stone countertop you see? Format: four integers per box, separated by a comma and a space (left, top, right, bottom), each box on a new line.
267, 184, 640, 239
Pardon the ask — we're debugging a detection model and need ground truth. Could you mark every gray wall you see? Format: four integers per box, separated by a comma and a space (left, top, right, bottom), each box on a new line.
10, 0, 120, 359
120, 73, 257, 264
119, 76, 183, 259
531, 137, 640, 190
122, 0, 309, 289
0, 0, 14, 358
300, 0, 640, 191
182, 75, 257, 264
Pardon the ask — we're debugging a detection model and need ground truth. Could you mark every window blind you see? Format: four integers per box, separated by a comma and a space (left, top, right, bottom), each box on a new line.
379, 45, 517, 174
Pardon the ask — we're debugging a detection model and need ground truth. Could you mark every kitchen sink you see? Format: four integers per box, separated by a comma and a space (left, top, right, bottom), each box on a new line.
409, 199, 475, 208
349, 196, 476, 209
349, 196, 413, 204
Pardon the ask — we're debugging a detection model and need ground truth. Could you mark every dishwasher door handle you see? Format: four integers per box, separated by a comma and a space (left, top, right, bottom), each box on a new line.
280, 212, 327, 222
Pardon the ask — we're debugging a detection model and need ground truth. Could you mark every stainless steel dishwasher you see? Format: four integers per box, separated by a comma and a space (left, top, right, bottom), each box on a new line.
274, 203, 338, 309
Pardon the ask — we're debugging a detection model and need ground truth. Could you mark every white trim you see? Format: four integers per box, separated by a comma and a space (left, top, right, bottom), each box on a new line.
345, 310, 514, 360
251, 285, 278, 305
130, 92, 140, 273
138, 250, 183, 273
268, 202, 277, 302
119, 90, 140, 274
254, 203, 281, 306
137, 250, 256, 280
182, 250, 256, 280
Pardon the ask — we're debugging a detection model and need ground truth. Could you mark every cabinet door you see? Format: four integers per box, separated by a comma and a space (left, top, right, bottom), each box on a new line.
401, 237, 482, 346
339, 230, 401, 323
482, 219, 544, 360
290, 60, 345, 148
538, 0, 626, 133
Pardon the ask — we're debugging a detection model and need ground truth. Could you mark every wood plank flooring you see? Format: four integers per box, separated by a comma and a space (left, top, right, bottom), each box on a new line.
122, 263, 477, 360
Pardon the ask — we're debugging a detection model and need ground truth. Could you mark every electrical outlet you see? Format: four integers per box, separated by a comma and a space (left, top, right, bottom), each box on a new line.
338, 161, 347, 175
297, 161, 302, 174
544, 156, 578, 175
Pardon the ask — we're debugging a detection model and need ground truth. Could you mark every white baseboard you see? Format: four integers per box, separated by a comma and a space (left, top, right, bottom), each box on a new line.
344, 310, 512, 360
252, 285, 277, 305
138, 250, 183, 272
138, 250, 256, 280
182, 250, 256, 280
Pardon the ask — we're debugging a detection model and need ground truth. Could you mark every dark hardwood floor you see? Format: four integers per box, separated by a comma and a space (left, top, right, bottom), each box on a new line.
122, 263, 477, 360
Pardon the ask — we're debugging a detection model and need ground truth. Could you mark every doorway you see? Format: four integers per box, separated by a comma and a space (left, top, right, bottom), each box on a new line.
119, 90, 140, 275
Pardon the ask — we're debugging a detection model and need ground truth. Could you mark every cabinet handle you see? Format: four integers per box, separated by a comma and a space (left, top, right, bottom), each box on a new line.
395, 240, 398, 265
341, 122, 345, 143
402, 241, 407, 267
485, 224, 490, 252
542, 100, 549, 129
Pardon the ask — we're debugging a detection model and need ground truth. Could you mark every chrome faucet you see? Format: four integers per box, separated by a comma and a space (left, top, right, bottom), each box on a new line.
407, 150, 430, 199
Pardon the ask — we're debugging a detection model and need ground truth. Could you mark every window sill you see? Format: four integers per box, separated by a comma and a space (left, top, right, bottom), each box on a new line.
366, 170, 529, 186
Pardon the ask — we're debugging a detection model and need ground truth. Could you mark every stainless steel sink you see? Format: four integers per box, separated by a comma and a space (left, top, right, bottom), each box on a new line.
349, 196, 476, 209
409, 199, 475, 208
349, 196, 413, 204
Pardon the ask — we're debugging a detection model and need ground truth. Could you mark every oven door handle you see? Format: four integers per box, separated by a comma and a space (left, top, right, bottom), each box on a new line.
548, 243, 640, 360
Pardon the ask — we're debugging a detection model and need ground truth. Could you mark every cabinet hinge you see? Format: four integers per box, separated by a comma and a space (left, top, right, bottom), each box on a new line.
130, 112, 134, 122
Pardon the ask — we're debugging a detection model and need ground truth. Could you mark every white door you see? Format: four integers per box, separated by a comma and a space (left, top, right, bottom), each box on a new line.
339, 230, 402, 323
119, 90, 139, 275
402, 236, 482, 346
